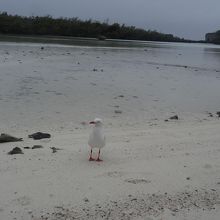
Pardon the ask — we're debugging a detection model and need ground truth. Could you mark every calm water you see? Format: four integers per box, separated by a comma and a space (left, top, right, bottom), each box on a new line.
1, 35, 220, 70
0, 36, 220, 130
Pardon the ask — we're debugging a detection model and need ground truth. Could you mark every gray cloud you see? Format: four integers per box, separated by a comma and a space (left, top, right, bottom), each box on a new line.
0, 0, 219, 40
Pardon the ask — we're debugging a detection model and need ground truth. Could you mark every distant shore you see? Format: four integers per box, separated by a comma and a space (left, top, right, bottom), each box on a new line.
0, 12, 194, 43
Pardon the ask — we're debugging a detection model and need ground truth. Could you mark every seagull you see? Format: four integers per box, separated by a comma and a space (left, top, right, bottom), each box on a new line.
88, 118, 105, 162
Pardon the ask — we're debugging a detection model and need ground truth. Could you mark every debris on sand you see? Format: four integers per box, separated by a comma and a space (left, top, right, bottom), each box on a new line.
114, 110, 122, 114
125, 178, 151, 184
50, 147, 61, 153
208, 112, 213, 117
114, 95, 125, 99
84, 197, 89, 202
0, 133, 23, 143
169, 115, 179, 120
28, 132, 51, 140
118, 95, 124, 98
32, 145, 43, 149
8, 147, 23, 155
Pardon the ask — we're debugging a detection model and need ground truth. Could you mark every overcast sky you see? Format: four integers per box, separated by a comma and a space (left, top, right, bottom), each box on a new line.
0, 0, 219, 40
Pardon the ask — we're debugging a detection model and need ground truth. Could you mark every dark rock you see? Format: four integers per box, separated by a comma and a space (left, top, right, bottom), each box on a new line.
24, 147, 30, 149
114, 110, 122, 114
208, 112, 213, 117
28, 132, 51, 140
164, 119, 169, 122
8, 147, 23, 155
51, 147, 57, 153
32, 145, 43, 149
84, 197, 89, 202
216, 112, 220, 117
41, 47, 44, 50
169, 115, 178, 120
0, 133, 23, 143
50, 147, 61, 153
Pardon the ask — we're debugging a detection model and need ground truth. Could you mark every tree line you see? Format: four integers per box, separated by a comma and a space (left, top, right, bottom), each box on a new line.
0, 12, 190, 42
212, 30, 220, 44
205, 30, 220, 44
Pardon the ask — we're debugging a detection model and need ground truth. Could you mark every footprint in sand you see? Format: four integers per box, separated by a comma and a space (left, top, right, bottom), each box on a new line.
203, 164, 212, 169
124, 178, 151, 184
106, 171, 125, 178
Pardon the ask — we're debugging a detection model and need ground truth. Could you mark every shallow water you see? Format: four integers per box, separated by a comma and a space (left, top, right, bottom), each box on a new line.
1, 36, 220, 70
0, 38, 220, 131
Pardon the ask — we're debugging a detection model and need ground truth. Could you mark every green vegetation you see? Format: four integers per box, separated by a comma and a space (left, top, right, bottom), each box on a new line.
0, 12, 191, 42
214, 31, 220, 43
205, 30, 220, 44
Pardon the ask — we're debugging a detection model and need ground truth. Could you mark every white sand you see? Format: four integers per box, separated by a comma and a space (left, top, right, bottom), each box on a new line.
0, 41, 220, 219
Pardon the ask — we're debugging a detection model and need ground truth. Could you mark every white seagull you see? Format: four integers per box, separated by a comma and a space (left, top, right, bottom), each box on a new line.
88, 118, 105, 161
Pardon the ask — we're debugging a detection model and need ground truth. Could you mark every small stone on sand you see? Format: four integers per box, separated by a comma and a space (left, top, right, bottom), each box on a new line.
115, 110, 122, 114
8, 147, 23, 155
169, 115, 179, 120
32, 145, 43, 149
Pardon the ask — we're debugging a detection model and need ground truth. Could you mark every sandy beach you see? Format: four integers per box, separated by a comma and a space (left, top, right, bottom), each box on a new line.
0, 40, 220, 219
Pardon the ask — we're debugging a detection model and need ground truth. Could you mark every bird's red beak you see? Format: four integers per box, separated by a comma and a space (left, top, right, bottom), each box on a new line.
89, 121, 95, 124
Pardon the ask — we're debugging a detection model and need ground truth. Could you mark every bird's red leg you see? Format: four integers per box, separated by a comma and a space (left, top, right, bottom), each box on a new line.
96, 149, 103, 162
89, 149, 95, 161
